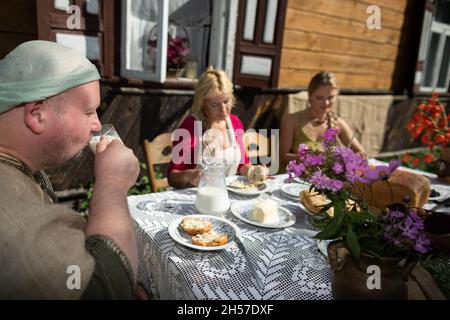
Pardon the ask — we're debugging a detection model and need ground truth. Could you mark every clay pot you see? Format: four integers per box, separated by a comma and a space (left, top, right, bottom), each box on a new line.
424, 212, 450, 253
327, 241, 416, 300
167, 67, 185, 78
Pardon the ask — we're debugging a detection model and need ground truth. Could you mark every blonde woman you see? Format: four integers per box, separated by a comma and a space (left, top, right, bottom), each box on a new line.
168, 66, 255, 188
280, 71, 366, 170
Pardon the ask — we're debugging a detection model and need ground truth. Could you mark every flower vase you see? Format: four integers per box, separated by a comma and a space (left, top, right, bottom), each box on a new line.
437, 146, 450, 183
167, 67, 184, 78
327, 241, 416, 300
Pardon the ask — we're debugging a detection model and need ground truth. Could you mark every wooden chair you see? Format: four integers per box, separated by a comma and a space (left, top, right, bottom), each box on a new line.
143, 133, 172, 192
243, 131, 270, 164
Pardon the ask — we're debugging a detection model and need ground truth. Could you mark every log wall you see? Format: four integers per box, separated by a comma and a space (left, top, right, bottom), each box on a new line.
279, 0, 424, 91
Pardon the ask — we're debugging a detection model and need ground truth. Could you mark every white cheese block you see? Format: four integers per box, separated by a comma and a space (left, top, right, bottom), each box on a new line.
251, 199, 278, 223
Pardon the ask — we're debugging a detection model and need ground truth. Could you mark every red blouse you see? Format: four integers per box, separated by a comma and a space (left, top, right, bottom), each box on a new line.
168, 114, 249, 174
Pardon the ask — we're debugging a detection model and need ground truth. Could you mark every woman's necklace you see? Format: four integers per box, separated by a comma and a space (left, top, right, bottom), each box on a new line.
306, 108, 327, 126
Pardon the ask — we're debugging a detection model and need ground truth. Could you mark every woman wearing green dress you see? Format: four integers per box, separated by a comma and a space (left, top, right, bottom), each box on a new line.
279, 71, 366, 171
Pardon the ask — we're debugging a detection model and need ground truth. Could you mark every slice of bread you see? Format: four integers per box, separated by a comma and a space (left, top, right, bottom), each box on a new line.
192, 231, 228, 247
300, 189, 360, 216
300, 189, 334, 216
180, 217, 213, 235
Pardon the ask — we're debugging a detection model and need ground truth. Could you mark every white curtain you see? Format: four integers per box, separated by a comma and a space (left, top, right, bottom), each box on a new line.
128, 0, 211, 74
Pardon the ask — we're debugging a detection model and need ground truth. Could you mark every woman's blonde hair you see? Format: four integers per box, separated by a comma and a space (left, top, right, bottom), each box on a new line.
192, 66, 236, 120
307, 71, 339, 97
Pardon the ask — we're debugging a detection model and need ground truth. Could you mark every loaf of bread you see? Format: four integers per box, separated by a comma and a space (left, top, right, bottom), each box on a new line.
353, 169, 431, 212
192, 231, 228, 247
251, 199, 279, 223
180, 217, 213, 235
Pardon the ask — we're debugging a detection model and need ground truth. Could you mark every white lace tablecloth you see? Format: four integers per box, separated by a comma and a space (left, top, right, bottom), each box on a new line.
128, 172, 450, 300
128, 174, 332, 300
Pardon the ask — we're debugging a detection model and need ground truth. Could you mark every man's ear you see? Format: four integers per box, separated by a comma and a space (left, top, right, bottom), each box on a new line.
24, 101, 45, 134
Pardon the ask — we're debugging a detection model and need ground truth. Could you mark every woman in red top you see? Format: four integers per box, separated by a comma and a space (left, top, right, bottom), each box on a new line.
168, 67, 253, 188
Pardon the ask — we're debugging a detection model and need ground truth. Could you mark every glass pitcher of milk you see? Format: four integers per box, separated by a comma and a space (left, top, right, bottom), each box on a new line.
195, 160, 230, 216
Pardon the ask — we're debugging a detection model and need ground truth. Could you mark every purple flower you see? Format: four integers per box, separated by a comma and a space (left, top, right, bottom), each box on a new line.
330, 179, 344, 191
286, 161, 305, 178
305, 154, 325, 166
390, 210, 405, 219
414, 234, 431, 254
308, 172, 344, 191
363, 160, 400, 182
400, 217, 420, 240
323, 128, 340, 143
297, 144, 309, 160
332, 161, 344, 174
334, 147, 369, 183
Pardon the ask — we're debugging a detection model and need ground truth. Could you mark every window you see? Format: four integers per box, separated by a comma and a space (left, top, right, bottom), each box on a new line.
419, 0, 450, 92
233, 0, 287, 88
120, 0, 213, 83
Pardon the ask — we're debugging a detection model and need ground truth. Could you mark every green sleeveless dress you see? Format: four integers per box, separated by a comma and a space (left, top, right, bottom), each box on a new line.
291, 128, 323, 153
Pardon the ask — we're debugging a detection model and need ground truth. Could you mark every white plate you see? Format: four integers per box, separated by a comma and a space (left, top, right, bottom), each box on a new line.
230, 200, 296, 229
293, 177, 309, 184
226, 176, 272, 196
281, 183, 310, 199
429, 184, 450, 202
317, 240, 329, 257
168, 215, 241, 251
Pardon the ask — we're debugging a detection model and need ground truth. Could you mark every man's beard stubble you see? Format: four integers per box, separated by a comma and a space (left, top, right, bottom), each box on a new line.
37, 133, 88, 170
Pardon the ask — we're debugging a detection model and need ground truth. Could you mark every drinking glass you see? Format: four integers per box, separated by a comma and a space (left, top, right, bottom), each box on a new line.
89, 124, 122, 154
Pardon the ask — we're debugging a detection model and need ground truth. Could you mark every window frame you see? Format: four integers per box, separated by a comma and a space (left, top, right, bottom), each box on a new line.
419, 11, 450, 92
120, 0, 168, 82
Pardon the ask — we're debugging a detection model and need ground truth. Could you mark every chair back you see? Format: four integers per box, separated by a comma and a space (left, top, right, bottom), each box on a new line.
143, 133, 172, 192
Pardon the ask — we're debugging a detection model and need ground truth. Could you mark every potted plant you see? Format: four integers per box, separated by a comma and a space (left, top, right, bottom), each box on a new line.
405, 93, 450, 182
148, 33, 191, 78
287, 128, 432, 299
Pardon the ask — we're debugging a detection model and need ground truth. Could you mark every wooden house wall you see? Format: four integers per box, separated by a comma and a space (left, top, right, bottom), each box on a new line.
0, 0, 37, 59
278, 0, 424, 91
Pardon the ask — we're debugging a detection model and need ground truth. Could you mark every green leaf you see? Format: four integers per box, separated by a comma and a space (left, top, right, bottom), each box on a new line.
346, 225, 360, 258
315, 200, 345, 239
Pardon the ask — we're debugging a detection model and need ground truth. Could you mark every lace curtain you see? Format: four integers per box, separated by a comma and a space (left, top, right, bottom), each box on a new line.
128, 0, 211, 74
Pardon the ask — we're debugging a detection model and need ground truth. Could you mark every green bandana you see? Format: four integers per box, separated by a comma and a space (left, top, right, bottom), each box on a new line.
0, 40, 100, 113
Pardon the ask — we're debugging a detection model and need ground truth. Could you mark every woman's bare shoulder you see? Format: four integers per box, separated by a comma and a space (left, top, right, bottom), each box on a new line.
283, 110, 304, 126
335, 116, 350, 129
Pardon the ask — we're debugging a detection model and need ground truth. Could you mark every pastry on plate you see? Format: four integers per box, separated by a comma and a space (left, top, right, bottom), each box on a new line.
191, 231, 228, 247
251, 198, 279, 224
180, 217, 213, 235
247, 165, 269, 185
299, 189, 334, 216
